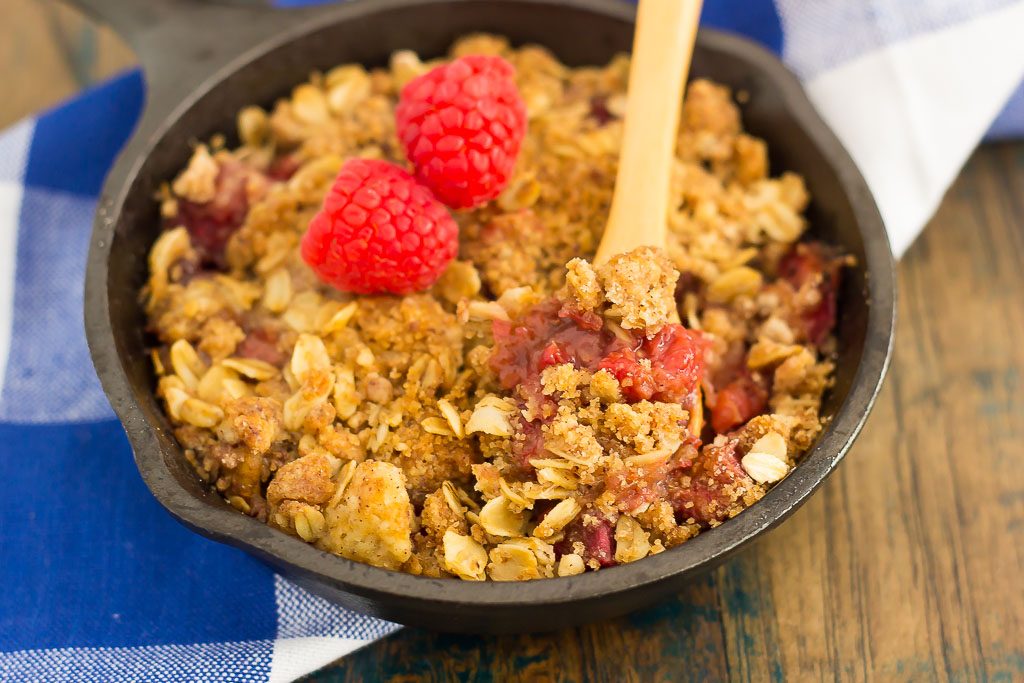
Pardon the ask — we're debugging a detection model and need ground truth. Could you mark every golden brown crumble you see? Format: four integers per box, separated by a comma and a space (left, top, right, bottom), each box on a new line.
319, 460, 414, 570
540, 363, 589, 400
561, 258, 603, 312
589, 369, 623, 404
172, 145, 219, 203
598, 247, 680, 332
143, 35, 844, 579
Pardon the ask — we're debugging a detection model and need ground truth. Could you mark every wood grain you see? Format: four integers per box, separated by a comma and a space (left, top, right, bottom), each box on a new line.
0, 0, 134, 129
5, 4, 1021, 680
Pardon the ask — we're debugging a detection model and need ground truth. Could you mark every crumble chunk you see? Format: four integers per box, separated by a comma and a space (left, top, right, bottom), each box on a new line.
597, 247, 680, 332
172, 145, 219, 203
319, 460, 414, 570
540, 363, 590, 399
224, 396, 281, 455
562, 258, 603, 312
590, 369, 622, 403
266, 452, 335, 508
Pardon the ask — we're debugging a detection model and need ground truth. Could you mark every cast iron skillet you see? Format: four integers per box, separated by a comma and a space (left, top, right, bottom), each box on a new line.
76, 0, 895, 633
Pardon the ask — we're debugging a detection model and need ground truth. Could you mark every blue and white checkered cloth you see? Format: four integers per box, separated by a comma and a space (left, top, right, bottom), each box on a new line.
1, 1, 1022, 680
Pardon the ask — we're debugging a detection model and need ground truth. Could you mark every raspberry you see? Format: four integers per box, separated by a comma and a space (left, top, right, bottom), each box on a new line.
396, 55, 527, 209
300, 159, 458, 295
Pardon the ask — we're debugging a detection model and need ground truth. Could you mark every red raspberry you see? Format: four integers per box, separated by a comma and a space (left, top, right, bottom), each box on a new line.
300, 158, 458, 295
395, 55, 527, 209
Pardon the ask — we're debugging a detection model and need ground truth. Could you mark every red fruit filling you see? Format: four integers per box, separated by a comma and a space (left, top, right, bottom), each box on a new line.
668, 438, 753, 526
490, 299, 708, 406
605, 441, 699, 515
508, 413, 544, 477
779, 242, 844, 346
709, 373, 768, 434
490, 299, 624, 397
554, 515, 616, 568
174, 161, 265, 267
236, 325, 286, 366
598, 325, 709, 403
588, 95, 617, 126
267, 154, 302, 181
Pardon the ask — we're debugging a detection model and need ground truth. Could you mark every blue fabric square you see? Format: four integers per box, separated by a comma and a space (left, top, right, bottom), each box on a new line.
702, 0, 783, 54
0, 120, 34, 183
0, 640, 275, 683
0, 420, 278, 651
989, 80, 1024, 139
24, 70, 143, 197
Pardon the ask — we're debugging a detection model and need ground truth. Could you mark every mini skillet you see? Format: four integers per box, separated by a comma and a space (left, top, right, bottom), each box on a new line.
75, 0, 895, 633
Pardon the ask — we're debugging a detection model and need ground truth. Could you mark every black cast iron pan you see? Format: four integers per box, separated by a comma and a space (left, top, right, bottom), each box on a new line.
76, 0, 896, 633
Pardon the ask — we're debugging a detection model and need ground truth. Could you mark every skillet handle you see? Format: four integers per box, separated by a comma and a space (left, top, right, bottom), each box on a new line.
67, 0, 329, 286
59, 0, 323, 120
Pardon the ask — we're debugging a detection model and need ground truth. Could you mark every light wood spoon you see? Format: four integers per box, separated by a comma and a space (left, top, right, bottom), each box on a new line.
594, 0, 703, 264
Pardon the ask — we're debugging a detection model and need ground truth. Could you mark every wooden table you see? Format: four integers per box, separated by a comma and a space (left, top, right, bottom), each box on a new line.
7, 3, 1022, 680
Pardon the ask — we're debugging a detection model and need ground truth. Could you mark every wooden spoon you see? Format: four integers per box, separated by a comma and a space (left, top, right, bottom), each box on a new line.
593, 0, 703, 264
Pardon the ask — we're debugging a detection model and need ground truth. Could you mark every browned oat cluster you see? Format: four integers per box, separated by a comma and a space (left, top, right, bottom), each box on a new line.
144, 35, 847, 580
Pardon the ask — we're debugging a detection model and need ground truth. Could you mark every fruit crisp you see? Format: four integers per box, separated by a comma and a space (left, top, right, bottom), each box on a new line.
144, 35, 848, 580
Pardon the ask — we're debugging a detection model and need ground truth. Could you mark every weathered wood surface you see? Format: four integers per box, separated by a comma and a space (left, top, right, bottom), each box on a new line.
6, 4, 1022, 680
0, 0, 133, 129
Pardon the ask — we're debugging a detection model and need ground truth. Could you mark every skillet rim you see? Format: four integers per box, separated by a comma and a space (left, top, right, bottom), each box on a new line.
84, 0, 896, 613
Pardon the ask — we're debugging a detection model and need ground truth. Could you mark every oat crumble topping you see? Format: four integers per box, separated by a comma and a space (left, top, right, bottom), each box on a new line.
143, 35, 848, 580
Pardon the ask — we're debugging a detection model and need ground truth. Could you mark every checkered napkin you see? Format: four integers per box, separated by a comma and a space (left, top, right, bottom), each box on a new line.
1, 1, 1022, 680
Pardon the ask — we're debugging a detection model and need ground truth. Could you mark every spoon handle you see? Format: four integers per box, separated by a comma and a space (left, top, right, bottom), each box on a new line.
595, 0, 702, 264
